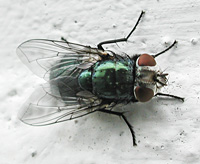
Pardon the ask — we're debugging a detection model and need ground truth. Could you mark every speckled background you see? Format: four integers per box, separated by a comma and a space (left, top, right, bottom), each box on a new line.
1, 0, 200, 163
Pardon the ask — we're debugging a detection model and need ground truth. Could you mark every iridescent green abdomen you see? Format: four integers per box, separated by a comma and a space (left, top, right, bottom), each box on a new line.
78, 58, 134, 100
78, 69, 92, 92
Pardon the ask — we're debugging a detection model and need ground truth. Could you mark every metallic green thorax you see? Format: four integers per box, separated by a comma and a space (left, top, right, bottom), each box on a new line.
78, 57, 135, 100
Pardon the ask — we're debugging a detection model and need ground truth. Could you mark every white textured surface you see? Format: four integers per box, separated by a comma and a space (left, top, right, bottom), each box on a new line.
1, 0, 200, 164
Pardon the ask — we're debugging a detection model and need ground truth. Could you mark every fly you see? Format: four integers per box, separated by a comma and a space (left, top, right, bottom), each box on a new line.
17, 11, 184, 146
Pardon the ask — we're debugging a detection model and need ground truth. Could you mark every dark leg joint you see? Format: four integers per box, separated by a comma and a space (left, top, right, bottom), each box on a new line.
98, 109, 137, 146
97, 11, 145, 51
97, 38, 128, 50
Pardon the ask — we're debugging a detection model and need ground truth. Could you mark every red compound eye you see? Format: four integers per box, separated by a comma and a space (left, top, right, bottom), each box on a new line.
138, 54, 156, 66
135, 86, 154, 102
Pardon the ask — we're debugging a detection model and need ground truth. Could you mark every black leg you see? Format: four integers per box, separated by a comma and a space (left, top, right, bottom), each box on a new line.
155, 92, 184, 102
98, 109, 137, 146
152, 40, 178, 58
97, 11, 145, 50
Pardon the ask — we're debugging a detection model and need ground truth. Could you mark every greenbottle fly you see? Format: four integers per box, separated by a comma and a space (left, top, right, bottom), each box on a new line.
17, 11, 184, 146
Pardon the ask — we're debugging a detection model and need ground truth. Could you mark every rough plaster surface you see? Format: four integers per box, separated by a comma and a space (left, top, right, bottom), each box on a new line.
0, 0, 200, 164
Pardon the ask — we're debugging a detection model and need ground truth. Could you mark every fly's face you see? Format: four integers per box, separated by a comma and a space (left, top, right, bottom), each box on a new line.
134, 54, 168, 102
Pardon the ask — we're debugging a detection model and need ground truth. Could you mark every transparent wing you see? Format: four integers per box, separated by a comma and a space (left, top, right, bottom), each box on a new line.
16, 39, 103, 80
18, 76, 103, 126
